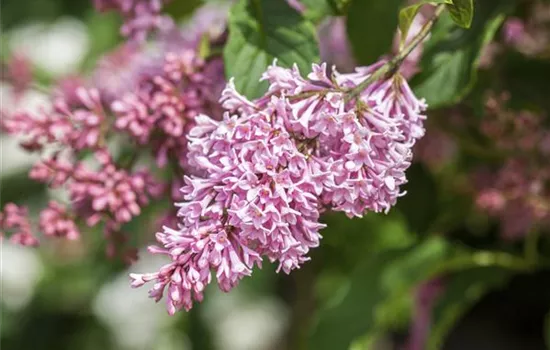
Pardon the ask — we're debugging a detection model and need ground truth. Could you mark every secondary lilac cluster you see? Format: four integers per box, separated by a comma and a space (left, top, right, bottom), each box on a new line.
30, 151, 164, 227
93, 0, 173, 41
0, 204, 39, 246
474, 92, 550, 239
481, 1, 550, 67
1, 4, 227, 255
130, 60, 427, 313
39, 201, 81, 240
501, 1, 550, 57
3, 87, 106, 152
111, 49, 224, 168
2, 53, 32, 100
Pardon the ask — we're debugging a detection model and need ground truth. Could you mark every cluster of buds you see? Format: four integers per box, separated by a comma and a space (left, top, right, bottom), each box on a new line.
130, 60, 428, 313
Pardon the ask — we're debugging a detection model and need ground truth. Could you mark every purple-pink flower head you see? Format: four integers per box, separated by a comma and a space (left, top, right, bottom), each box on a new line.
39, 201, 80, 240
4, 52, 32, 100
111, 49, 225, 169
0, 203, 39, 247
131, 60, 428, 313
2, 86, 106, 152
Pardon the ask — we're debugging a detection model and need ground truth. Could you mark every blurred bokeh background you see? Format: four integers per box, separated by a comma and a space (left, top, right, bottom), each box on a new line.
2, 1, 550, 350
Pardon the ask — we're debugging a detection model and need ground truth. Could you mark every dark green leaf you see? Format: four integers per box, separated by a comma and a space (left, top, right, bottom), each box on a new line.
447, 0, 474, 28
164, 0, 202, 20
545, 310, 550, 350
396, 164, 439, 235
309, 248, 411, 350
224, 0, 319, 99
310, 237, 452, 350
412, 0, 514, 107
427, 267, 513, 350
0, 169, 46, 206
346, 0, 403, 65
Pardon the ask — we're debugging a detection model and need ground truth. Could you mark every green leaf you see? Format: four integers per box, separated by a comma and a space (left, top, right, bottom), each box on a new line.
427, 267, 513, 350
223, 0, 320, 99
447, 0, 474, 28
163, 0, 202, 19
398, 1, 450, 46
198, 34, 211, 59
299, 0, 337, 23
396, 163, 438, 235
79, 12, 121, 73
309, 247, 410, 350
412, 0, 513, 108
346, 0, 404, 65
309, 237, 452, 350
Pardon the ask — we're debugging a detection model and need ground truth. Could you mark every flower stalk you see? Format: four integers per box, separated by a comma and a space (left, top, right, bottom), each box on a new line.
346, 4, 446, 102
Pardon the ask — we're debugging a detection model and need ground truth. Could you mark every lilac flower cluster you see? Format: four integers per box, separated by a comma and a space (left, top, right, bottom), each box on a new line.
501, 1, 550, 57
474, 93, 550, 239
0, 204, 39, 246
7, 87, 107, 152
93, 0, 173, 41
111, 49, 224, 168
130, 60, 427, 313
1, 5, 227, 255
39, 201, 81, 240
3, 53, 32, 100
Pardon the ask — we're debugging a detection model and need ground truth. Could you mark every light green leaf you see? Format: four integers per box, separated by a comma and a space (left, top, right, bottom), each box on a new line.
398, 1, 451, 46
223, 0, 319, 99
299, 0, 337, 23
412, 0, 514, 107
447, 0, 474, 28
346, 0, 403, 65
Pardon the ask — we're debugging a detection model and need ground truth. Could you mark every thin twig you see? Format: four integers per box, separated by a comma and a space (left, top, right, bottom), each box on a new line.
345, 4, 446, 102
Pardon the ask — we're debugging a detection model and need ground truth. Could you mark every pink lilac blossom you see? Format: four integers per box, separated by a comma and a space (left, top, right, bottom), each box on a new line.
503, 17, 526, 45
131, 60, 428, 313
93, 44, 159, 102
111, 49, 225, 169
30, 151, 164, 229
93, 0, 173, 42
39, 201, 80, 240
2, 87, 106, 151
0, 203, 39, 246
3, 53, 32, 100
472, 93, 550, 239
501, 2, 550, 57
1, 4, 228, 257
